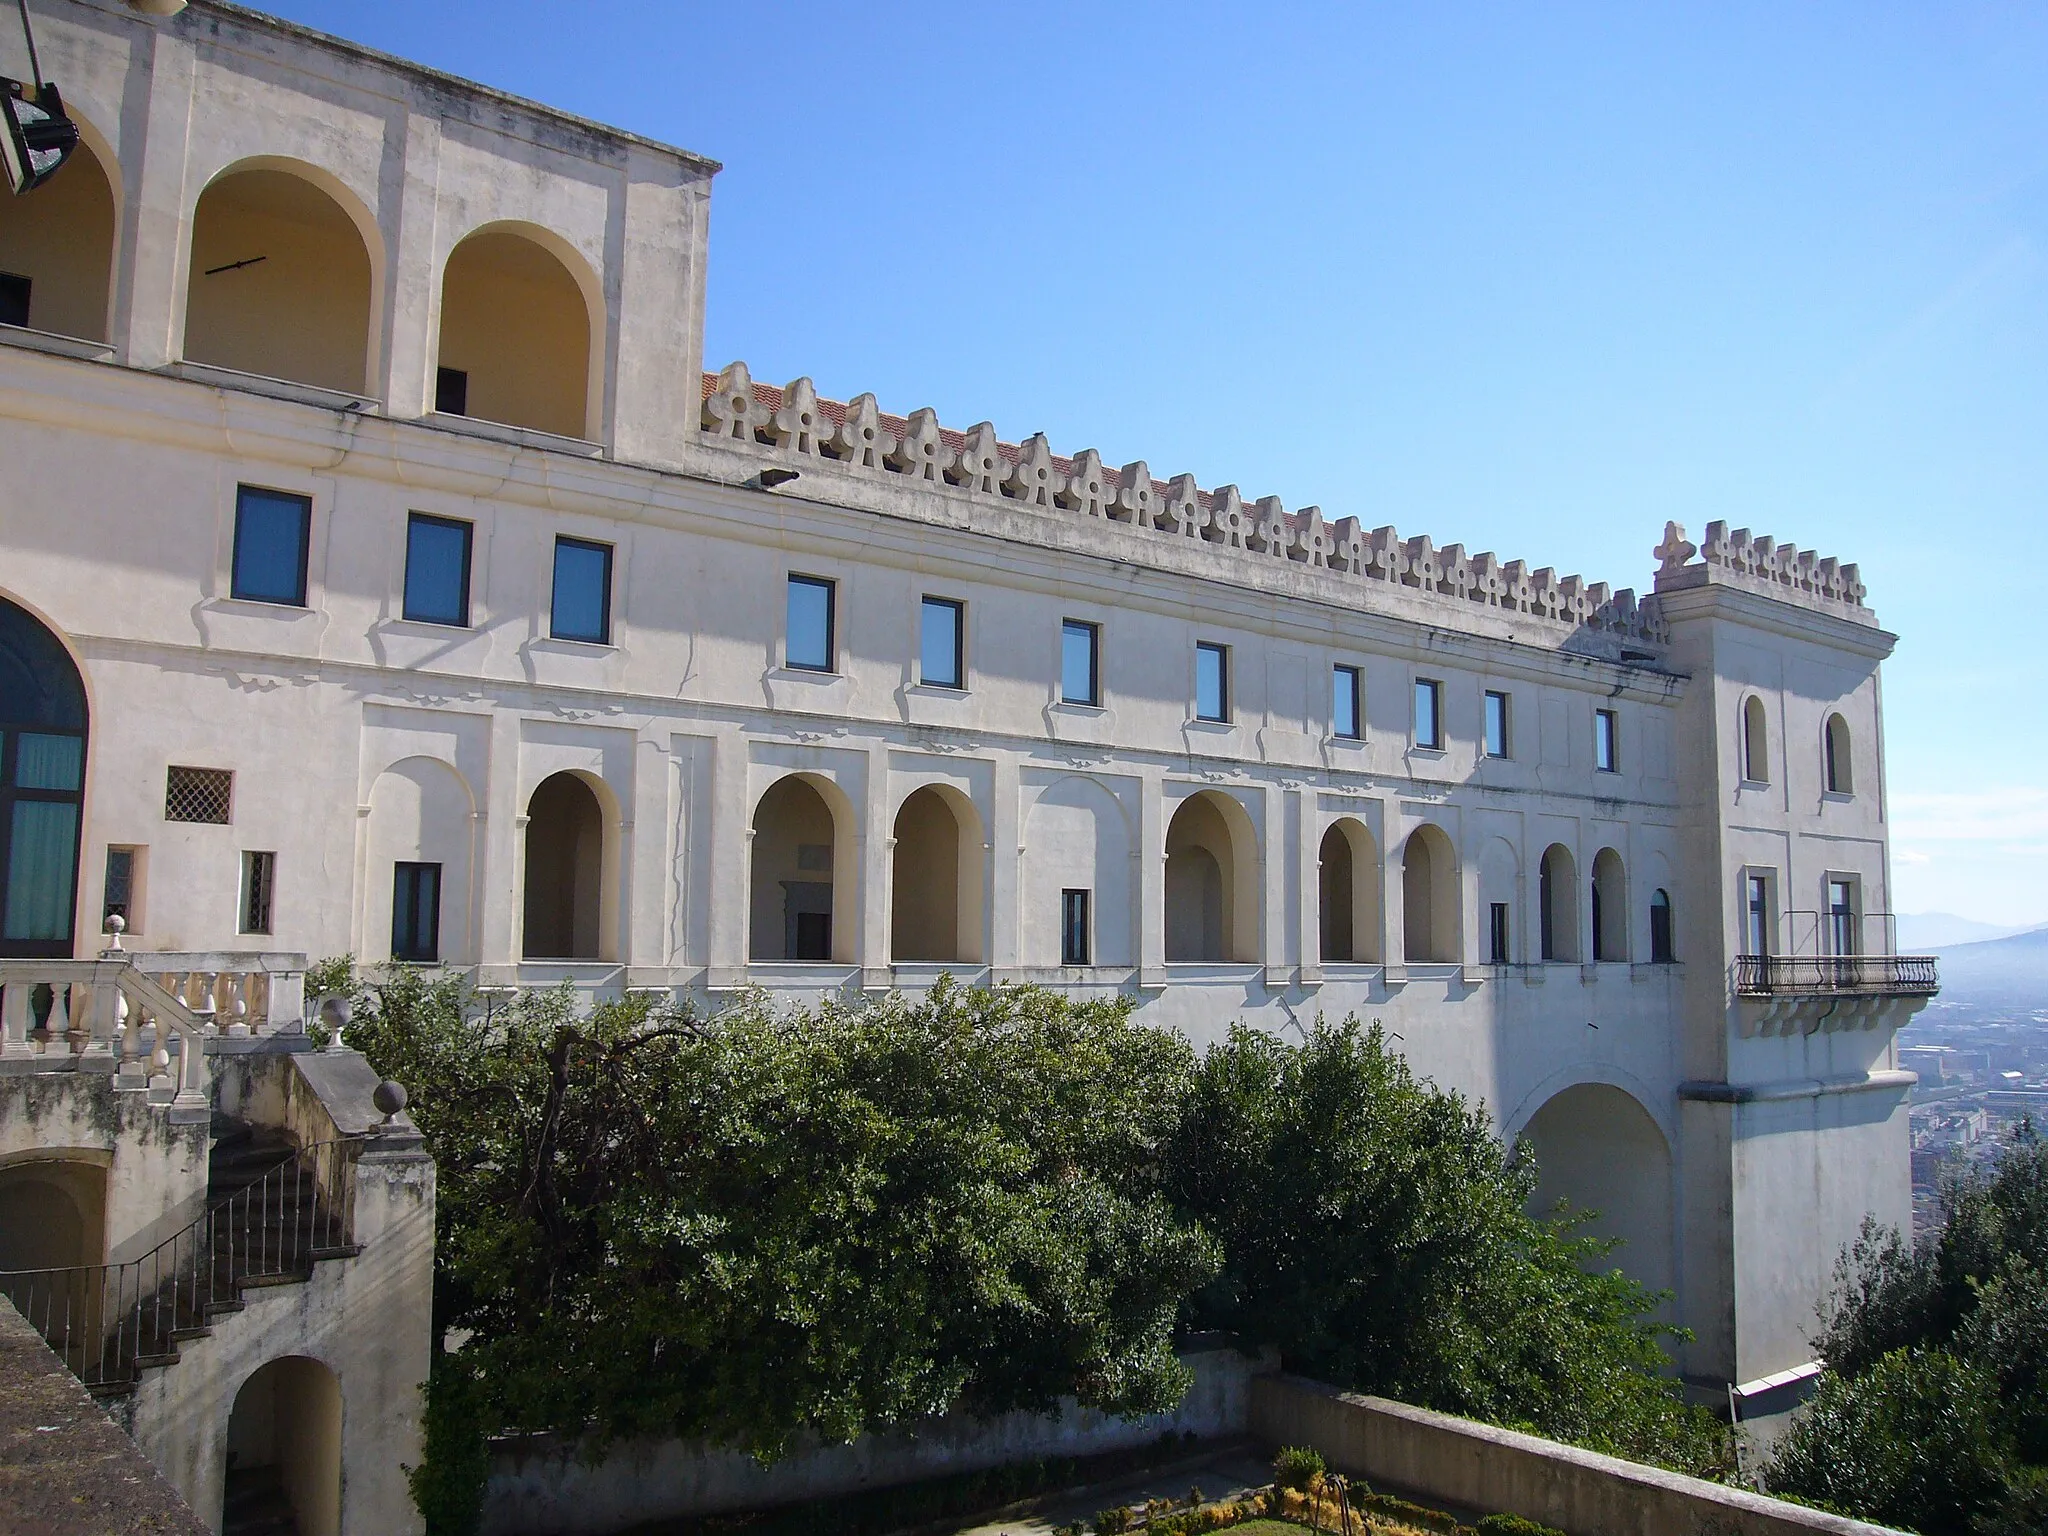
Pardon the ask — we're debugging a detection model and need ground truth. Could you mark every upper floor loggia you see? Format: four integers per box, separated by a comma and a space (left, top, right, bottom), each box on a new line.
0, 0, 715, 464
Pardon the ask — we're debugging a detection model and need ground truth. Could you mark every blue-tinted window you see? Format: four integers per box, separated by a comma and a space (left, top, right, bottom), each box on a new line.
1061, 888, 1091, 966
404, 513, 473, 627
1595, 708, 1619, 772
231, 486, 311, 607
1484, 691, 1510, 758
787, 575, 835, 671
1195, 642, 1230, 723
1414, 678, 1443, 750
920, 596, 964, 689
392, 861, 442, 962
1333, 665, 1361, 740
1061, 620, 1098, 706
551, 537, 612, 644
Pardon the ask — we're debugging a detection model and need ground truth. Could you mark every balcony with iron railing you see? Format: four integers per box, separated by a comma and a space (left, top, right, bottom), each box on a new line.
1733, 953, 1940, 998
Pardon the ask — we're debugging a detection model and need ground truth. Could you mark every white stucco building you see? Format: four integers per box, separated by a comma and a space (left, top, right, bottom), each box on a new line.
0, 2, 1936, 1521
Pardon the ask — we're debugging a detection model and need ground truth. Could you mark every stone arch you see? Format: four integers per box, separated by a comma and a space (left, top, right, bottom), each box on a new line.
184, 158, 381, 395
0, 1154, 106, 1271
1400, 823, 1459, 964
1021, 774, 1132, 968
0, 111, 118, 341
363, 757, 475, 965
435, 221, 601, 439
0, 595, 88, 957
1165, 789, 1259, 963
521, 771, 614, 961
1824, 712, 1853, 795
224, 1355, 343, 1536
1591, 847, 1628, 963
1516, 1082, 1675, 1302
1742, 694, 1770, 784
890, 784, 985, 965
1539, 843, 1580, 963
749, 772, 857, 963
1318, 817, 1381, 963
1476, 835, 1520, 964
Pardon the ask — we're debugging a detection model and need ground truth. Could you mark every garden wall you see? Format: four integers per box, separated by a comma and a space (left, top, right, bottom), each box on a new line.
479, 1342, 1262, 1536
1249, 1374, 1906, 1536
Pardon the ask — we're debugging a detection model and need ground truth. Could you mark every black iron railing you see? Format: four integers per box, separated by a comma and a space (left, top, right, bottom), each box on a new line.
1733, 954, 1940, 997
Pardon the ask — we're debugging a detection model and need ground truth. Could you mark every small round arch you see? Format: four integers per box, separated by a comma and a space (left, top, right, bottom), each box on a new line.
435, 220, 604, 440
1824, 712, 1853, 795
1741, 695, 1770, 785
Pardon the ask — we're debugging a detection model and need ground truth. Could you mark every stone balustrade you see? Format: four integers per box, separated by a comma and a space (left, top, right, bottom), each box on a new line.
0, 959, 211, 1119
701, 364, 1671, 648
125, 951, 308, 1041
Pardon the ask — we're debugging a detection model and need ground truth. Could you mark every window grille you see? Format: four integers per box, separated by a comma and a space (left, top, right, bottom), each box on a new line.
165, 766, 233, 824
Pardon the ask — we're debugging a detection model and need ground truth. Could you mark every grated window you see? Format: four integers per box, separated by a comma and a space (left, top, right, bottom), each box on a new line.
165, 766, 233, 825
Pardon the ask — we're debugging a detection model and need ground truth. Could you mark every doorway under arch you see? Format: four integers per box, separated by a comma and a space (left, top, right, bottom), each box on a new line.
185, 163, 376, 394
1318, 819, 1382, 963
890, 786, 984, 964
0, 128, 116, 340
1539, 843, 1580, 963
1165, 790, 1258, 963
1400, 824, 1458, 963
750, 775, 849, 962
1519, 1083, 1675, 1303
224, 1355, 343, 1536
522, 772, 607, 960
0, 597, 87, 957
436, 225, 594, 438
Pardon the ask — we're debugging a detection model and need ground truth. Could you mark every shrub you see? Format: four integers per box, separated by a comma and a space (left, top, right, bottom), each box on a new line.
1272, 1445, 1326, 1490
1475, 1516, 1567, 1536
1092, 1508, 1133, 1535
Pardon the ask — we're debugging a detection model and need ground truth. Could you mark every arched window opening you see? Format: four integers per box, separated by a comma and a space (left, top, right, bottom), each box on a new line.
225, 1356, 343, 1536
0, 598, 86, 957
521, 772, 605, 960
750, 776, 845, 963
891, 786, 984, 964
186, 166, 374, 395
1519, 1085, 1673, 1304
1741, 695, 1769, 784
437, 228, 592, 439
1538, 844, 1579, 963
1165, 791, 1257, 963
1591, 848, 1628, 962
1318, 819, 1382, 964
1021, 776, 1131, 969
1825, 713, 1853, 795
1649, 888, 1675, 964
0, 132, 115, 340
1400, 824, 1459, 964
365, 759, 474, 967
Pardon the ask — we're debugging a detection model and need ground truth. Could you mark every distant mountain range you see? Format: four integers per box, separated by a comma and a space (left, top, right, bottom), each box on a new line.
1921, 925, 2048, 1011
1896, 912, 2044, 950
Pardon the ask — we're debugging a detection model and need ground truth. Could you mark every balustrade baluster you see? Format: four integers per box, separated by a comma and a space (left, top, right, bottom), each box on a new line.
1, 979, 34, 1058
224, 972, 250, 1038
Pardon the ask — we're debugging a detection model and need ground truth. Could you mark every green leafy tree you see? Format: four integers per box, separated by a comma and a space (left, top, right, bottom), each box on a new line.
1162, 1019, 1728, 1475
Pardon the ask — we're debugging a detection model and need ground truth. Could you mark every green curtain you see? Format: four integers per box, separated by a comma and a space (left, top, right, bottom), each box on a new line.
14, 733, 82, 791
5, 800, 78, 941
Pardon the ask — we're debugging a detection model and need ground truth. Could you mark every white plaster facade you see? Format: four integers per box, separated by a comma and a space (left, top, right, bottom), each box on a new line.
0, 0, 1931, 1458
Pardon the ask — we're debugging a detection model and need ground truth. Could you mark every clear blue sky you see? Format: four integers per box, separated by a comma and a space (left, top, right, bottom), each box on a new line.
262, 1, 2048, 926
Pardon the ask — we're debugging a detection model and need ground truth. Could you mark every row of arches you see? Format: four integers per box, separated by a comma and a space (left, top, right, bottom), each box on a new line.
1741, 695, 1856, 795
0, 138, 595, 437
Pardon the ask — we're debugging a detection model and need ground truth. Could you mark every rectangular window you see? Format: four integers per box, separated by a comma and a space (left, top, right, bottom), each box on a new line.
0, 272, 29, 329
240, 850, 275, 936
403, 513, 473, 627
1744, 874, 1773, 957
1484, 691, 1510, 758
550, 536, 613, 645
1061, 619, 1099, 706
1061, 888, 1091, 966
230, 485, 312, 607
1489, 902, 1511, 965
920, 596, 965, 689
1414, 678, 1443, 750
102, 846, 144, 934
392, 861, 442, 963
1595, 709, 1619, 772
1332, 665, 1361, 740
1650, 890, 1674, 964
1195, 642, 1230, 723
786, 574, 836, 672
165, 766, 233, 825
1829, 879, 1858, 957
434, 366, 469, 417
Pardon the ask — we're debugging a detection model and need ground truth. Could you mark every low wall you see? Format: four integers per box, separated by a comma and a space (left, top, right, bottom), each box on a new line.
480, 1344, 1261, 1536
1249, 1374, 1905, 1536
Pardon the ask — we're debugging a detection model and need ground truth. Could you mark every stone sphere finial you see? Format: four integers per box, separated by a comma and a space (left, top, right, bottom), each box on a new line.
373, 1079, 409, 1126
100, 913, 126, 955
319, 995, 352, 1050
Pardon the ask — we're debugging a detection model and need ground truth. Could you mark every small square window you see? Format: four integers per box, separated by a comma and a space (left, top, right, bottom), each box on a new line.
165, 766, 233, 825
231, 486, 311, 607
1061, 619, 1099, 706
920, 596, 965, 689
392, 861, 442, 963
0, 272, 29, 329
1061, 888, 1091, 966
1595, 708, 1619, 772
435, 366, 469, 417
1414, 678, 1443, 750
1333, 665, 1361, 740
1195, 642, 1230, 723
403, 513, 473, 627
551, 536, 613, 645
787, 575, 836, 672
240, 850, 276, 936
1485, 691, 1511, 758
